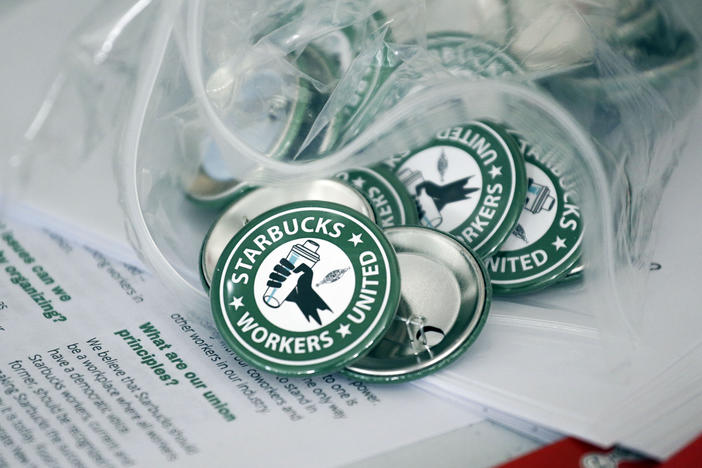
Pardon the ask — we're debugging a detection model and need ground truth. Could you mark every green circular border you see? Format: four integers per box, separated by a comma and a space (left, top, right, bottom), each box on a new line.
335, 166, 419, 228
184, 139, 249, 208
371, 164, 420, 226
261, 66, 313, 161
199, 179, 377, 291
481, 121, 528, 257
341, 227, 492, 383
426, 30, 526, 79
489, 137, 583, 295
209, 200, 401, 377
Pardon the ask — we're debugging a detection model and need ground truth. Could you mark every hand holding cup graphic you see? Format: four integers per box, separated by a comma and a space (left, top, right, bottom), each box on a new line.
398, 169, 443, 227
398, 168, 480, 228
263, 241, 332, 325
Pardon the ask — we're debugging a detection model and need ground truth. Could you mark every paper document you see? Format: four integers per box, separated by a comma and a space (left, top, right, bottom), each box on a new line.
0, 217, 481, 468
414, 100, 702, 460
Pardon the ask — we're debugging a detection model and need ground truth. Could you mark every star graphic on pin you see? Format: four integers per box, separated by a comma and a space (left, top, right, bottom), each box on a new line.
351, 176, 366, 189
336, 323, 351, 338
552, 236, 567, 251
489, 165, 502, 179
229, 296, 244, 310
349, 233, 363, 247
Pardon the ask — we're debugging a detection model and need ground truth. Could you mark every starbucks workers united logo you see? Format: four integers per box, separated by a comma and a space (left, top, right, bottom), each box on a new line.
386, 121, 526, 258
211, 202, 400, 375
487, 133, 583, 294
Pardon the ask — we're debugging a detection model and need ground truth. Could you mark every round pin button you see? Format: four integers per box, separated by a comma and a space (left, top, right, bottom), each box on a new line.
186, 138, 250, 207
343, 226, 491, 383
317, 42, 399, 154
486, 132, 583, 295
199, 179, 375, 290
336, 166, 419, 228
424, 0, 509, 44
386, 120, 527, 259
208, 57, 313, 162
427, 31, 525, 80
210, 201, 401, 377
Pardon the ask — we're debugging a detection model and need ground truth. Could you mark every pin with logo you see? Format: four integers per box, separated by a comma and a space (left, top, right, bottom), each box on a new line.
486, 132, 583, 294
209, 201, 401, 376
427, 32, 525, 80
336, 166, 418, 228
318, 41, 400, 153
385, 121, 527, 259
208, 64, 313, 161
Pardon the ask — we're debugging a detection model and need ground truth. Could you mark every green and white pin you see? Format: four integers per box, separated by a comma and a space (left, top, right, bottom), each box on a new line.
486, 132, 583, 295
427, 31, 525, 79
317, 42, 398, 154
199, 179, 375, 290
210, 201, 401, 376
336, 166, 418, 228
386, 121, 527, 259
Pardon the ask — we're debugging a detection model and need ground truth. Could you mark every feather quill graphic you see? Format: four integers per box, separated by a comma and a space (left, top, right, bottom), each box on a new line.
437, 150, 448, 182
316, 267, 350, 287
512, 224, 528, 243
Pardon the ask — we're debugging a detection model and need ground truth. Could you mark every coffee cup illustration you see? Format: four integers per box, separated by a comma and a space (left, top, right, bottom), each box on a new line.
263, 240, 320, 308
397, 168, 443, 227
524, 178, 555, 214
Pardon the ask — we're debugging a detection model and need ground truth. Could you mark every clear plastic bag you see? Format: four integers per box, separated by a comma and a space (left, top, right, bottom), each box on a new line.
3, 0, 702, 387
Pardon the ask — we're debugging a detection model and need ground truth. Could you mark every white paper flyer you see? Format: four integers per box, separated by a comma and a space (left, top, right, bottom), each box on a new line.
0, 217, 481, 468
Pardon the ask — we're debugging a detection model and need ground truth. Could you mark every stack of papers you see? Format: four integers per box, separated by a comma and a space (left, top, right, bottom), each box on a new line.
416, 100, 702, 460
